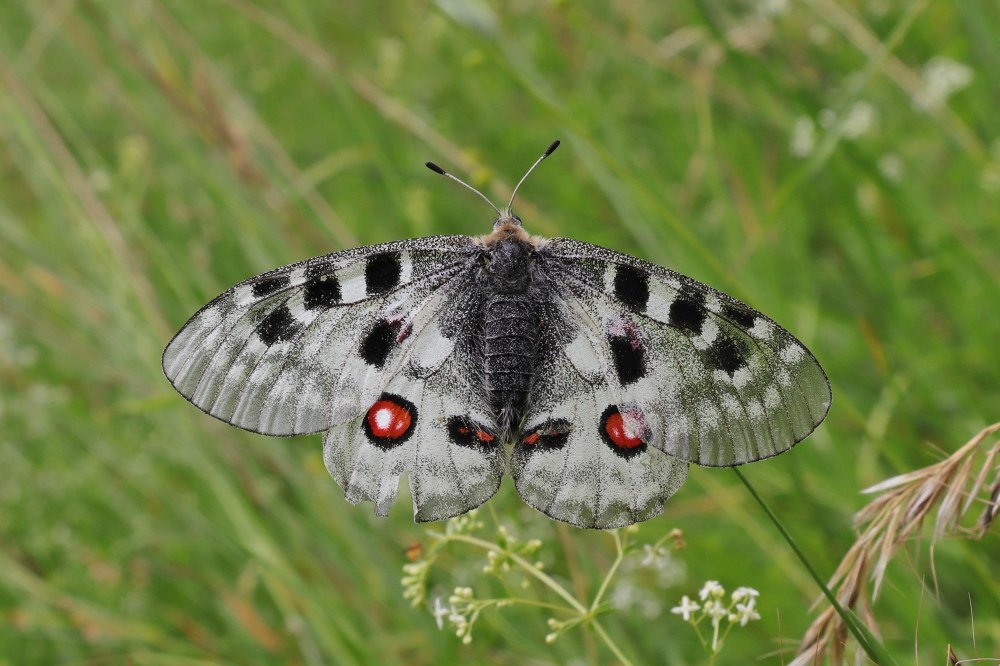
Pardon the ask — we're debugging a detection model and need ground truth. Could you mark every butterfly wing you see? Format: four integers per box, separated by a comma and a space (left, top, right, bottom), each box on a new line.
511, 331, 689, 529
323, 350, 503, 522
162, 236, 476, 436
540, 238, 831, 468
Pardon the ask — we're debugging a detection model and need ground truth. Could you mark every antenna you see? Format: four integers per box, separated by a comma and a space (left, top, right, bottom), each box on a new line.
424, 161, 501, 216
425, 139, 560, 219
507, 140, 559, 213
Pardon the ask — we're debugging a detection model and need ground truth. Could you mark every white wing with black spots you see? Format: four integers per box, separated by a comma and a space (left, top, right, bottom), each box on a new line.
162, 236, 475, 435
541, 237, 831, 467
512, 344, 688, 529
323, 353, 503, 522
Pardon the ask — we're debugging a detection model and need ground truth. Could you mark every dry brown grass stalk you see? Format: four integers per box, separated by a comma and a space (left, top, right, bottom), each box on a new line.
790, 422, 1000, 665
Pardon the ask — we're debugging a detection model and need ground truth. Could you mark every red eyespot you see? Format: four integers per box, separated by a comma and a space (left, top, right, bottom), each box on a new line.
604, 411, 643, 448
600, 406, 646, 458
475, 430, 495, 443
363, 394, 417, 448
522, 432, 540, 445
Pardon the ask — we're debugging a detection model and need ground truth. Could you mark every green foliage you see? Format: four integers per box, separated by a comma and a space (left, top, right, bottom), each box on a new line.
1, 1, 997, 663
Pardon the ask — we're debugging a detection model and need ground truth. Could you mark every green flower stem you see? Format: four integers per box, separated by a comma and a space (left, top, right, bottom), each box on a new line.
588, 530, 626, 612
445, 533, 636, 666
498, 598, 576, 613
445, 534, 586, 612
733, 468, 897, 666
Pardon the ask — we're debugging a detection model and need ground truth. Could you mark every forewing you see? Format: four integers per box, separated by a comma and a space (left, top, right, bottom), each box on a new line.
512, 346, 689, 529
162, 236, 475, 436
323, 352, 503, 522
542, 238, 831, 467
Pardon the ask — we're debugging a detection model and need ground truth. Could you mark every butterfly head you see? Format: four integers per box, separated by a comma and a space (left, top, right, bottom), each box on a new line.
493, 209, 523, 229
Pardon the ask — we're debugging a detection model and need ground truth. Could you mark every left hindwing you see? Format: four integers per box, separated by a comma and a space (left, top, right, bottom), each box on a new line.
540, 238, 831, 467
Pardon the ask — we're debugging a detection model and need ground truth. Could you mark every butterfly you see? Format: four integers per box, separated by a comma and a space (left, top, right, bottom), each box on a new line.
162, 140, 831, 529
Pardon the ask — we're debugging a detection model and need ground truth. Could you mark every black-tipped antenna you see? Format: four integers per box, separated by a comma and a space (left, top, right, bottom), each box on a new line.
425, 161, 501, 216
507, 139, 559, 212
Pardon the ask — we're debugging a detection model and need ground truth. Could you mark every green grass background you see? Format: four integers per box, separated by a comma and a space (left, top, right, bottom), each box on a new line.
2, 1, 998, 663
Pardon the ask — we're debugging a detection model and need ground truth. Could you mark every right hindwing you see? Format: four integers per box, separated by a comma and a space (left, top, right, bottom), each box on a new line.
511, 328, 690, 529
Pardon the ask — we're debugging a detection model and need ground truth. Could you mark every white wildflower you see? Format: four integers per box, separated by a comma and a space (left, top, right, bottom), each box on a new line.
431, 597, 450, 630
790, 116, 815, 157
915, 57, 973, 110
640, 543, 671, 569
671, 595, 701, 622
731, 587, 760, 603
841, 101, 876, 139
703, 600, 728, 623
699, 580, 725, 601
733, 601, 761, 626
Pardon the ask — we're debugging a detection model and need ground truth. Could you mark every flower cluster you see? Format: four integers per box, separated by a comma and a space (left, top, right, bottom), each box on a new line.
431, 586, 502, 644
401, 509, 486, 607
401, 514, 704, 665
401, 558, 432, 607
481, 524, 543, 577
671, 581, 762, 657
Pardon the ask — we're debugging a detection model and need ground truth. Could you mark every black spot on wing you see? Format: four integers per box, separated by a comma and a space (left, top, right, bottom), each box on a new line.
305, 261, 332, 279
365, 252, 402, 295
251, 275, 291, 298
721, 303, 756, 329
360, 319, 402, 368
707, 335, 748, 376
257, 304, 300, 346
613, 265, 649, 312
608, 326, 646, 385
446, 416, 498, 451
517, 418, 571, 452
304, 274, 341, 309
669, 290, 706, 334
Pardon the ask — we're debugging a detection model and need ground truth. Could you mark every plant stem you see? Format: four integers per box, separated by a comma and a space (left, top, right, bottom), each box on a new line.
733, 468, 897, 665
589, 530, 626, 612
446, 534, 587, 613
589, 619, 636, 666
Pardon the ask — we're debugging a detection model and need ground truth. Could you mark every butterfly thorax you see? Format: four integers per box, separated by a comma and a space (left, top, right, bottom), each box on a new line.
477, 231, 546, 438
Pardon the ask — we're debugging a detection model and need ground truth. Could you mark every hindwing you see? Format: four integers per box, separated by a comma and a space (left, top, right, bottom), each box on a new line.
512, 342, 689, 529
323, 350, 503, 522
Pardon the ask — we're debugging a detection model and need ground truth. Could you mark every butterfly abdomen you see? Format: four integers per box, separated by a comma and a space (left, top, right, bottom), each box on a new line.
479, 235, 545, 435
483, 292, 538, 428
